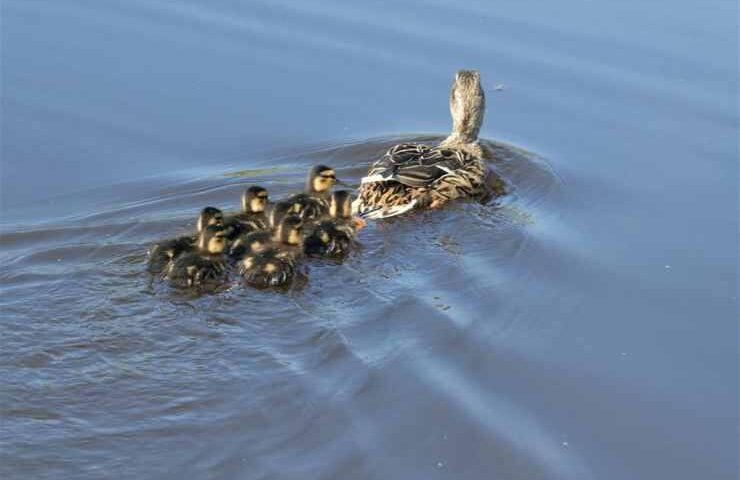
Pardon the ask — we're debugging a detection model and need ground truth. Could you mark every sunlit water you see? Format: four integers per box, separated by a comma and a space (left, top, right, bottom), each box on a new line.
1, 1, 737, 479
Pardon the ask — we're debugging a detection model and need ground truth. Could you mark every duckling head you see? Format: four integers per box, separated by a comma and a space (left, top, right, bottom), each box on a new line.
307, 165, 337, 195
275, 214, 304, 246
243, 231, 273, 254
329, 190, 354, 219
446, 70, 485, 145
241, 186, 269, 213
198, 225, 228, 254
197, 207, 224, 232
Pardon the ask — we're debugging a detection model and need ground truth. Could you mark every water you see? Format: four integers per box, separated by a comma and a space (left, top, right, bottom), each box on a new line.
1, 0, 737, 479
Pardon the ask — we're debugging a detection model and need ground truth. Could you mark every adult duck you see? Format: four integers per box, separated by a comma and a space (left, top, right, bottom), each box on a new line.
353, 70, 504, 219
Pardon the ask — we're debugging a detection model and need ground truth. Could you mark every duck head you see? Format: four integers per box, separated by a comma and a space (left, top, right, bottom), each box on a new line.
241, 186, 269, 213
198, 225, 228, 254
306, 165, 337, 196
197, 207, 224, 232
242, 231, 273, 255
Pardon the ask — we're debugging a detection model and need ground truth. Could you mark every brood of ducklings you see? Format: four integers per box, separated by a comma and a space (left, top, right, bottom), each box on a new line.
222, 186, 270, 242
147, 206, 224, 272
285, 165, 337, 221
353, 70, 505, 219
304, 190, 360, 257
238, 215, 304, 288
167, 225, 228, 287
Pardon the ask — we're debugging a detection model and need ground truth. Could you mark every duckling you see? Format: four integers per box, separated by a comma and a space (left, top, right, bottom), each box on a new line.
285, 165, 338, 221
353, 70, 505, 219
237, 186, 270, 230
147, 206, 224, 272
222, 186, 270, 241
167, 225, 228, 287
239, 215, 304, 287
304, 190, 360, 257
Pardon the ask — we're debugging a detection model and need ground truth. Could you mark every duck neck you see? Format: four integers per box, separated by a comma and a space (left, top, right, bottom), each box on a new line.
441, 131, 477, 147
440, 134, 484, 158
441, 71, 486, 154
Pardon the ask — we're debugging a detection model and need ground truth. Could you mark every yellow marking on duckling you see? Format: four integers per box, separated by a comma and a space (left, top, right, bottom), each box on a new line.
250, 198, 264, 213
208, 237, 226, 254
288, 228, 302, 245
250, 240, 266, 253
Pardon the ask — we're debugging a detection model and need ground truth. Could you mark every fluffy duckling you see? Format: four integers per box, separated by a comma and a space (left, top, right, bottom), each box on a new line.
223, 186, 270, 239
285, 165, 338, 221
167, 225, 228, 287
221, 187, 268, 243
237, 186, 270, 230
147, 206, 223, 272
304, 190, 361, 257
239, 215, 304, 288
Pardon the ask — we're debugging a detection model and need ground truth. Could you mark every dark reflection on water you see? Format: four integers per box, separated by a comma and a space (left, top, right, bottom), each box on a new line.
1, 0, 737, 479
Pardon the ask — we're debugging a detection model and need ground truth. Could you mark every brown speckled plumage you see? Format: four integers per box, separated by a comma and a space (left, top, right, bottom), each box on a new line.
353, 70, 505, 219
357, 144, 489, 212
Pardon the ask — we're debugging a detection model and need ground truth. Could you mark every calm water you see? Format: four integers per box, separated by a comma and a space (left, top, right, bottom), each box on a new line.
1, 0, 737, 479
